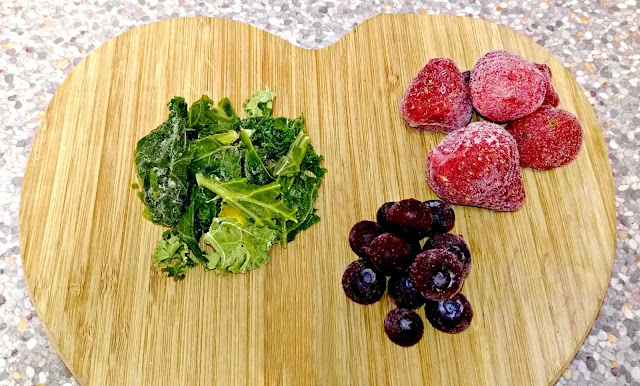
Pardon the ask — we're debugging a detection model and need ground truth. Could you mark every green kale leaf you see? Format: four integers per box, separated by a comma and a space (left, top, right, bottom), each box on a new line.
196, 174, 297, 228
243, 88, 276, 118
153, 189, 213, 278
191, 144, 242, 181
273, 130, 310, 178
153, 230, 197, 279
135, 97, 193, 226
279, 173, 322, 243
188, 95, 240, 138
239, 129, 272, 185
152, 189, 202, 278
190, 131, 239, 171
202, 217, 279, 274
301, 144, 327, 178
193, 186, 221, 240
240, 116, 304, 164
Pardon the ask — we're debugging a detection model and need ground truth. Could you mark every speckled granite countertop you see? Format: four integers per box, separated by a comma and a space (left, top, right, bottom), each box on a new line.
0, 0, 638, 385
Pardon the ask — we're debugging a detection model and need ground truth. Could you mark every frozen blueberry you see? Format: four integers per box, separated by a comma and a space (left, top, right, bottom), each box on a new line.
384, 308, 424, 347
462, 70, 471, 83
424, 200, 455, 235
376, 201, 396, 230
369, 233, 415, 275
410, 249, 465, 301
342, 260, 386, 305
349, 221, 384, 259
388, 275, 426, 309
423, 233, 471, 278
424, 293, 473, 334
384, 198, 433, 240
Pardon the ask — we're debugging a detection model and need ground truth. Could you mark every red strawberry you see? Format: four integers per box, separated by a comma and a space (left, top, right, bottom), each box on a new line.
505, 106, 583, 170
400, 58, 473, 133
470, 50, 547, 122
426, 122, 525, 212
535, 63, 560, 107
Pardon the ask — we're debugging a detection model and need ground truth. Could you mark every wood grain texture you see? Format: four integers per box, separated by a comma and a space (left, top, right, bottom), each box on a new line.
19, 15, 616, 386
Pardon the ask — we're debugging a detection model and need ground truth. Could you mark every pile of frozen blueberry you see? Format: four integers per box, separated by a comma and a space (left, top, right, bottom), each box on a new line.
342, 199, 473, 347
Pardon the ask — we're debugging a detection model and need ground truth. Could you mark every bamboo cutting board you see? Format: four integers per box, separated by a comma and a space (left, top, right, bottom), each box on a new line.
19, 15, 615, 385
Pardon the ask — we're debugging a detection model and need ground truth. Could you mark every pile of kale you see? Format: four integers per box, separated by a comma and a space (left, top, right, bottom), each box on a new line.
134, 90, 326, 279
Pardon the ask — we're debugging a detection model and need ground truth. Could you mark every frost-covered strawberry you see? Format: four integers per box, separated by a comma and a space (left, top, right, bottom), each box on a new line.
506, 106, 583, 170
535, 63, 560, 107
470, 50, 547, 122
400, 58, 473, 133
426, 122, 525, 212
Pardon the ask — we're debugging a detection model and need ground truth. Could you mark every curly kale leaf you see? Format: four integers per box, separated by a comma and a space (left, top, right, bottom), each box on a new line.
188, 130, 242, 239
301, 144, 327, 178
153, 230, 197, 279
243, 88, 276, 118
188, 95, 240, 138
273, 130, 310, 178
196, 174, 297, 228
202, 218, 279, 274
135, 97, 193, 226
153, 190, 208, 278
239, 129, 272, 185
193, 186, 221, 239
238, 116, 303, 164
279, 173, 323, 244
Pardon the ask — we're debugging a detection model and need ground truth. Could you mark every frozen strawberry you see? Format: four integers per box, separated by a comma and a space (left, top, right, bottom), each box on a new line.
505, 106, 583, 170
535, 63, 560, 107
426, 122, 525, 212
400, 58, 473, 133
535, 62, 552, 78
470, 50, 547, 122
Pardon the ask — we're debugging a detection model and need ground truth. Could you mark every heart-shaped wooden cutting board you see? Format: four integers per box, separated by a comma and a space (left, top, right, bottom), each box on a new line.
19, 14, 616, 385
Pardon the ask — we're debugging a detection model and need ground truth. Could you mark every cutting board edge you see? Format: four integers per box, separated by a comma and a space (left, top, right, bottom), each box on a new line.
17, 14, 618, 386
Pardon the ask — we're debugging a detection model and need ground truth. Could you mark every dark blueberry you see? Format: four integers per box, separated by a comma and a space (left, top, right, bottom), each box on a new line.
369, 233, 414, 275
376, 201, 395, 230
423, 233, 471, 278
349, 221, 384, 259
424, 293, 473, 334
342, 260, 386, 305
424, 200, 455, 235
462, 70, 471, 83
388, 275, 426, 309
385, 198, 433, 240
410, 249, 464, 301
384, 308, 424, 347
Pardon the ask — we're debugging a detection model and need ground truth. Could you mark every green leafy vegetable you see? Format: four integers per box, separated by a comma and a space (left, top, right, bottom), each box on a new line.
152, 190, 203, 278
193, 186, 221, 240
243, 88, 276, 118
136, 89, 325, 279
239, 129, 272, 185
152, 190, 205, 277
301, 145, 327, 178
241, 116, 304, 163
153, 230, 197, 279
135, 97, 193, 226
188, 96, 240, 138
189, 132, 239, 172
280, 174, 323, 243
273, 130, 310, 177
202, 218, 279, 274
196, 174, 297, 228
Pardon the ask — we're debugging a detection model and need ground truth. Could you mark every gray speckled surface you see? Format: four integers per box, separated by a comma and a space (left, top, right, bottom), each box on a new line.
0, 0, 638, 385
